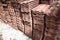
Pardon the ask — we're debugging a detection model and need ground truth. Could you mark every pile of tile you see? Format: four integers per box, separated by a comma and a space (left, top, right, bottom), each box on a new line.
0, 0, 60, 40
20, 0, 39, 38
31, 3, 60, 40
0, 0, 24, 30
31, 4, 49, 40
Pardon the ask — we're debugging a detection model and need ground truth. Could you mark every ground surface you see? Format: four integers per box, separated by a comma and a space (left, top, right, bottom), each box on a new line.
0, 20, 32, 40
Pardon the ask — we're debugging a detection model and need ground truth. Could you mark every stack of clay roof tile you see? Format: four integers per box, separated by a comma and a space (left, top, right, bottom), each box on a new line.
31, 4, 50, 40
0, 3, 8, 23
10, 0, 24, 31
20, 0, 39, 38
31, 2, 60, 40
0, 0, 24, 30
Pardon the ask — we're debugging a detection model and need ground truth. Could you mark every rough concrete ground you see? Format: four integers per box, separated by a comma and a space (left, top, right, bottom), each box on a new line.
0, 19, 32, 40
